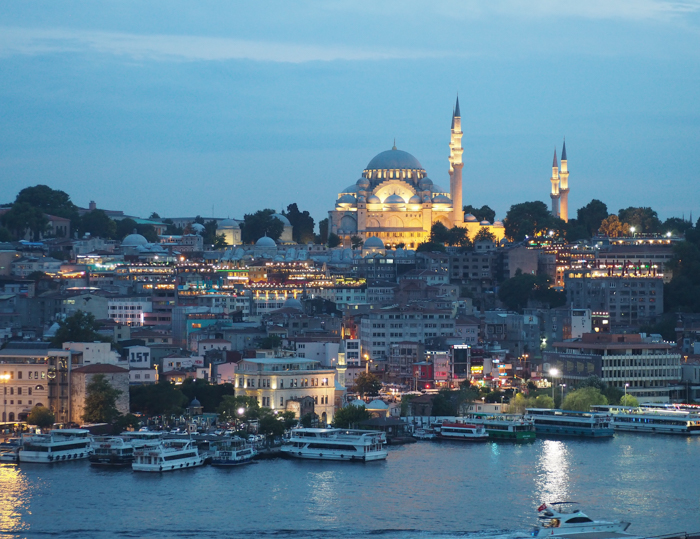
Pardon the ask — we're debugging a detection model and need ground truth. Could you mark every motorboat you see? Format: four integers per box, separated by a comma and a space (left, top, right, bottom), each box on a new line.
211, 436, 257, 467
467, 414, 536, 442
591, 405, 700, 435
132, 438, 205, 472
532, 502, 632, 537
435, 422, 489, 442
413, 428, 437, 440
89, 436, 135, 466
19, 429, 93, 463
281, 428, 387, 462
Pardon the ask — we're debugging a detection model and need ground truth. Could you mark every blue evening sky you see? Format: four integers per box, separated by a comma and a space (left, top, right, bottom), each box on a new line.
1, 1, 699, 226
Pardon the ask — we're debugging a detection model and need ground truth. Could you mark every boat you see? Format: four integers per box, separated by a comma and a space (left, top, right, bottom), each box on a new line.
281, 428, 388, 462
0, 438, 21, 463
89, 436, 135, 466
467, 414, 536, 442
132, 438, 205, 472
526, 408, 614, 438
532, 502, 632, 537
210, 436, 257, 466
591, 405, 700, 435
121, 431, 164, 448
18, 429, 93, 463
412, 427, 437, 440
435, 422, 489, 442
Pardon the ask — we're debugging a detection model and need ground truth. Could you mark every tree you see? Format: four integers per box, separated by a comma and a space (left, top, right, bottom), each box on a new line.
351, 235, 364, 249
129, 379, 188, 416
332, 405, 370, 428
661, 217, 693, 237
447, 226, 471, 248
112, 413, 141, 434
51, 311, 107, 347
327, 233, 341, 248
664, 241, 700, 313
619, 394, 639, 407
201, 220, 219, 245
178, 378, 235, 413
618, 207, 662, 234
598, 215, 630, 237
257, 335, 282, 349
83, 374, 122, 423
504, 201, 559, 241
79, 209, 117, 239
258, 410, 286, 439
562, 387, 608, 411
463, 205, 496, 223
27, 405, 55, 429
300, 412, 318, 428
280, 410, 297, 429
217, 395, 259, 421
353, 372, 382, 397
577, 199, 608, 237
1, 202, 49, 240
474, 228, 496, 243
430, 221, 450, 244
533, 395, 555, 409
283, 203, 315, 244
498, 270, 536, 312
213, 234, 228, 250
149, 212, 160, 220
318, 218, 329, 244
240, 209, 284, 244
0, 226, 12, 242
416, 241, 446, 253
15, 185, 78, 220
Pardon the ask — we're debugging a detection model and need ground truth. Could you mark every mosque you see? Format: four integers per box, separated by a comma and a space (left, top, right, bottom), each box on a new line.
328, 97, 505, 249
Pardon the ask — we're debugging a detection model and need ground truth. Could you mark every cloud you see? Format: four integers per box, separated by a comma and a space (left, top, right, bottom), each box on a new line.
0, 27, 447, 63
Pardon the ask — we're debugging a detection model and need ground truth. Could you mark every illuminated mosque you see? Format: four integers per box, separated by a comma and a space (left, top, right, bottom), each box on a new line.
328, 97, 505, 249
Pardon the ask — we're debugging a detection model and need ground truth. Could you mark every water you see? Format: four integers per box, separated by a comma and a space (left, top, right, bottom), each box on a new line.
1, 433, 699, 539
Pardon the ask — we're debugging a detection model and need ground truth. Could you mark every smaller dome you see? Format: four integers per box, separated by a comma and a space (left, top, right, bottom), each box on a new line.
418, 178, 433, 190
256, 236, 277, 247
337, 194, 357, 204
349, 399, 366, 408
283, 297, 303, 311
384, 194, 405, 204
366, 195, 381, 204
122, 233, 148, 247
191, 223, 205, 233
408, 195, 422, 204
356, 178, 370, 189
341, 185, 358, 194
465, 213, 478, 222
431, 184, 449, 194
432, 194, 452, 204
364, 237, 385, 249
271, 213, 291, 226
366, 399, 389, 410
480, 220, 491, 225
218, 219, 239, 228
189, 397, 201, 408
493, 220, 504, 228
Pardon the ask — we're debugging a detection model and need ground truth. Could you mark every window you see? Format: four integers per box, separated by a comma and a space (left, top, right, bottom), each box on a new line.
18, 371, 22, 379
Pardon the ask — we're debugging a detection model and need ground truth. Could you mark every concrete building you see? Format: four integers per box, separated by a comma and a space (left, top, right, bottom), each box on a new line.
71, 364, 130, 422
108, 297, 153, 326
62, 342, 122, 366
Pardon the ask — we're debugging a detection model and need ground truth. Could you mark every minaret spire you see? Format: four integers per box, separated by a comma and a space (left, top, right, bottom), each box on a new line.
449, 95, 464, 226
559, 138, 569, 222
550, 147, 560, 218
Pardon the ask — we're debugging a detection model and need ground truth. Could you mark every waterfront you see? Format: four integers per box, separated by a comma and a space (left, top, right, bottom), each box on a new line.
1, 433, 699, 539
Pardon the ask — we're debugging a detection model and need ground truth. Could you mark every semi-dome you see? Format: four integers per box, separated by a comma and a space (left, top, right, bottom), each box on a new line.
465, 213, 478, 222
418, 178, 433, 190
480, 220, 491, 225
366, 148, 423, 171
122, 233, 148, 247
493, 220, 504, 228
337, 194, 357, 204
432, 194, 452, 204
364, 236, 385, 248
366, 195, 381, 204
271, 213, 291, 226
256, 236, 277, 247
408, 194, 422, 204
384, 194, 405, 204
356, 178, 370, 189
341, 185, 359, 194
431, 184, 449, 194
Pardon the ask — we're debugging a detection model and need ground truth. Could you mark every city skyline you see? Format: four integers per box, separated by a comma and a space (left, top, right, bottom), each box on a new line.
1, 1, 699, 225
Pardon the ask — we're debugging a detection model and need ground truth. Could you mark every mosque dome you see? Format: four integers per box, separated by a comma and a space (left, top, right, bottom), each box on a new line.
480, 220, 491, 226
366, 399, 389, 410
465, 214, 478, 222
384, 194, 405, 205
431, 184, 449, 194
282, 297, 303, 311
408, 194, 422, 204
356, 178, 370, 189
432, 194, 452, 204
341, 185, 359, 194
122, 233, 148, 247
337, 194, 357, 204
256, 236, 277, 247
349, 399, 367, 408
218, 219, 239, 228
366, 148, 423, 171
364, 237, 385, 249
271, 213, 291, 226
191, 223, 205, 233
418, 178, 433, 190
493, 220, 504, 228
189, 397, 201, 408
366, 195, 381, 204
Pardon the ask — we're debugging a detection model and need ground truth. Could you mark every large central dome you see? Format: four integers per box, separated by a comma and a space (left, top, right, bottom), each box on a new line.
366, 148, 423, 171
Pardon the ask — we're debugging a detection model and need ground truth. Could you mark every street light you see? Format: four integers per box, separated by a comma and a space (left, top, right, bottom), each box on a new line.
561, 383, 566, 402
549, 368, 559, 400
624, 383, 629, 403
0, 373, 9, 427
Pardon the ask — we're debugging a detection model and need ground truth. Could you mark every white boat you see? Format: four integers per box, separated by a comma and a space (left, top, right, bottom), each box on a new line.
281, 428, 388, 462
0, 438, 21, 463
526, 409, 614, 438
121, 431, 164, 448
211, 437, 257, 467
89, 436, 135, 466
19, 429, 93, 463
591, 405, 700, 435
533, 502, 631, 537
413, 428, 437, 440
132, 439, 205, 472
435, 422, 489, 442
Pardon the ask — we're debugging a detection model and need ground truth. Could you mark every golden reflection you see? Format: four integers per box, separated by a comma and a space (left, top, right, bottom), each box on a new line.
0, 464, 31, 533
535, 440, 570, 503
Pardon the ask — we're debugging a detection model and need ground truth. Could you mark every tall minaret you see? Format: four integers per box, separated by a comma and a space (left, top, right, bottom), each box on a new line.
559, 139, 569, 222
550, 148, 560, 217
450, 96, 464, 225
336, 337, 347, 389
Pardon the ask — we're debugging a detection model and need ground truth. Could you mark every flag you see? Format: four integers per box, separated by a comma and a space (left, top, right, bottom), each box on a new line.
537, 503, 547, 512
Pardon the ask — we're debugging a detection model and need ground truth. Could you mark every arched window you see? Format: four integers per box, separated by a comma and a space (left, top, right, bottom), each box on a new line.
8, 412, 14, 422
35, 385, 44, 391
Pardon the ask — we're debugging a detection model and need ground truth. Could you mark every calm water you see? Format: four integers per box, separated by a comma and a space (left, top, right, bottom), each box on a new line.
1, 434, 699, 539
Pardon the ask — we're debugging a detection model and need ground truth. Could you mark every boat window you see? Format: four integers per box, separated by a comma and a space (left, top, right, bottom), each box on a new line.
565, 517, 593, 523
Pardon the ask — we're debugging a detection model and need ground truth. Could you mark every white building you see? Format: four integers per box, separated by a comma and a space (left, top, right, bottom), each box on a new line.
62, 342, 122, 366
293, 340, 339, 368
197, 338, 232, 356
108, 297, 153, 326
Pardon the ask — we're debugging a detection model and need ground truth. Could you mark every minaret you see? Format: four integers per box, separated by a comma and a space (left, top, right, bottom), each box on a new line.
336, 337, 347, 389
550, 148, 560, 217
450, 96, 464, 225
559, 139, 569, 222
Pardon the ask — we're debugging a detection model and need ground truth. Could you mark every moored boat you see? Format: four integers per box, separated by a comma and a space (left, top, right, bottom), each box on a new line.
526, 408, 614, 438
413, 427, 437, 440
467, 414, 536, 442
19, 429, 93, 463
435, 422, 489, 442
211, 436, 257, 466
532, 502, 632, 537
281, 428, 387, 462
89, 436, 135, 466
591, 405, 700, 435
132, 439, 205, 472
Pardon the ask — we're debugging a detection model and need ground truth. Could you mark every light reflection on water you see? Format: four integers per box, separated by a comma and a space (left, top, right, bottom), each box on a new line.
535, 440, 570, 503
0, 464, 31, 534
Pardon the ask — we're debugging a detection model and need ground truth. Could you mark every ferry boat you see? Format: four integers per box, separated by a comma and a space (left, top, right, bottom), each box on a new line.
121, 430, 164, 448
281, 428, 388, 462
532, 502, 632, 537
211, 437, 257, 466
435, 422, 489, 441
591, 405, 700, 435
19, 429, 93, 463
0, 438, 21, 463
525, 408, 614, 438
89, 436, 135, 466
467, 414, 536, 442
132, 439, 205, 472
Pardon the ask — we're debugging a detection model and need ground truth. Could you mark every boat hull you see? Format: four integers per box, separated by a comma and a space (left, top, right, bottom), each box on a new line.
486, 429, 536, 442
19, 449, 91, 463
280, 448, 387, 461
132, 456, 204, 472
89, 455, 133, 466
534, 522, 631, 536
534, 425, 614, 437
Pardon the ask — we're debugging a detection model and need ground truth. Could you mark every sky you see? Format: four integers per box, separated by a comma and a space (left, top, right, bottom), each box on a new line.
1, 1, 699, 227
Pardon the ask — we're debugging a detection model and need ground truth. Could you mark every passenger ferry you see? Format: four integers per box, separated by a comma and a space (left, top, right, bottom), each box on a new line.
121, 430, 164, 448
19, 429, 93, 463
591, 405, 700, 435
211, 437, 257, 466
132, 439, 205, 472
89, 436, 135, 466
525, 409, 614, 438
435, 422, 489, 442
467, 414, 536, 442
281, 428, 388, 462
533, 502, 632, 537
